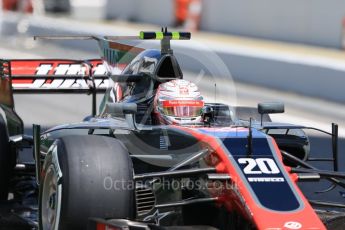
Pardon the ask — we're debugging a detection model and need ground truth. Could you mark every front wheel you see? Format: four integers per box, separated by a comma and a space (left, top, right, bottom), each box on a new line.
39, 135, 135, 230
0, 114, 10, 201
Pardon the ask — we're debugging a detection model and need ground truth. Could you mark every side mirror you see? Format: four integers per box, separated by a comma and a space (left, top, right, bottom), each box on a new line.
106, 103, 137, 129
258, 102, 284, 115
106, 103, 137, 116
258, 102, 284, 125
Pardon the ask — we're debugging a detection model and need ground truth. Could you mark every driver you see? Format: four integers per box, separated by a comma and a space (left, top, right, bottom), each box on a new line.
153, 79, 204, 125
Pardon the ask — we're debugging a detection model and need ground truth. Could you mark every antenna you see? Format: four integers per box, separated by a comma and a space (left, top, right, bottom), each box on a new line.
247, 117, 253, 157
214, 83, 217, 104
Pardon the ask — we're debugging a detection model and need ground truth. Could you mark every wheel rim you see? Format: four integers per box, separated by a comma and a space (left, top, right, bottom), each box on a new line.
41, 165, 60, 230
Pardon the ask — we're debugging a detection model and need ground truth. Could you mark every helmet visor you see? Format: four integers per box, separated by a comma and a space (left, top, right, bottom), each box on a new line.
162, 100, 204, 117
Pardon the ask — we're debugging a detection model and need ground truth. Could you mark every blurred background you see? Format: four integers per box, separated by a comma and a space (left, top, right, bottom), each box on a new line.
3, 0, 345, 48
1, 0, 345, 204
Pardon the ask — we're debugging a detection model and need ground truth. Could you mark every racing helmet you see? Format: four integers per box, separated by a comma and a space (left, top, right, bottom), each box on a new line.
154, 79, 204, 125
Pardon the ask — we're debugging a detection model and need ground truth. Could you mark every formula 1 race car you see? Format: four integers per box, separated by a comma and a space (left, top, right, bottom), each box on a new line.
0, 29, 345, 230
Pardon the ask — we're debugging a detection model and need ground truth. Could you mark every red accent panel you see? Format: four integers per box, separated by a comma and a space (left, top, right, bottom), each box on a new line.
12, 79, 34, 84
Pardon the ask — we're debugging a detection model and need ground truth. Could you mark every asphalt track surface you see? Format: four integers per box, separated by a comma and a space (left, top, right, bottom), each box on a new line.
1, 38, 345, 214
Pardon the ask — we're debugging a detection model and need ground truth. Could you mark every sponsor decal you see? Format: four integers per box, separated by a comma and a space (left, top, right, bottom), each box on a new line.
238, 158, 285, 183
35, 63, 107, 76
162, 100, 204, 107
179, 86, 189, 95
284, 221, 302, 229
143, 210, 173, 225
12, 63, 110, 89
248, 177, 284, 182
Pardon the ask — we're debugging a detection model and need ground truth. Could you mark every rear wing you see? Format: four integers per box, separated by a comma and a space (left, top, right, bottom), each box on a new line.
0, 59, 119, 115
5, 30, 191, 93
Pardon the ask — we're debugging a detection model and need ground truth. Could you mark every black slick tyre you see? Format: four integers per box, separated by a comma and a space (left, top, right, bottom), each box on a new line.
0, 114, 10, 201
39, 135, 135, 230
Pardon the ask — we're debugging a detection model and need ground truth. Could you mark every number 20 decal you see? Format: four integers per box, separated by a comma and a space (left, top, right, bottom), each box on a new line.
238, 158, 280, 174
